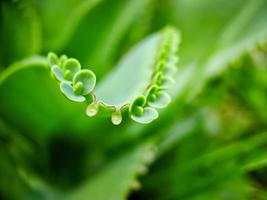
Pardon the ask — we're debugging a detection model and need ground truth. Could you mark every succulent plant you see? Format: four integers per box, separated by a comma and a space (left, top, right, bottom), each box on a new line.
0, 0, 267, 200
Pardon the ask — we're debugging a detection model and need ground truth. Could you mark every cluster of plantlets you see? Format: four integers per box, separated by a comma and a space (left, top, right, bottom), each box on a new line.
48, 53, 96, 102
47, 27, 180, 125
129, 28, 179, 123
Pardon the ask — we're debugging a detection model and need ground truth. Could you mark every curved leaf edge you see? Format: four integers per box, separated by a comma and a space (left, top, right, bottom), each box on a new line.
0, 27, 180, 126
47, 26, 181, 125
0, 56, 49, 85
67, 142, 158, 200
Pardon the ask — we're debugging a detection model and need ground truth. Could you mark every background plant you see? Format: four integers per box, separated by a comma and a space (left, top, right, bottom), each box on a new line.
0, 0, 267, 200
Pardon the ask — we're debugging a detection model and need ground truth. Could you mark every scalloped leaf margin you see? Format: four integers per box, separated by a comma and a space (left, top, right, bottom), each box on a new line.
47, 27, 181, 125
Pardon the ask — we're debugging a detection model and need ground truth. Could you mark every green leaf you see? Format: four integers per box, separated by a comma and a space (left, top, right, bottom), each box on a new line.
60, 82, 86, 102
147, 91, 171, 109
73, 69, 96, 95
51, 65, 66, 82
152, 71, 175, 89
0, 56, 48, 85
0, 145, 39, 200
90, 32, 160, 107
160, 77, 175, 89
45, 27, 179, 124
0, 56, 88, 136
42, 26, 180, 126
36, 0, 103, 51
0, 0, 41, 67
129, 96, 146, 115
171, 0, 267, 101
131, 107, 158, 124
95, 28, 179, 107
63, 58, 81, 80
64, 0, 153, 76
68, 143, 156, 200
47, 52, 59, 66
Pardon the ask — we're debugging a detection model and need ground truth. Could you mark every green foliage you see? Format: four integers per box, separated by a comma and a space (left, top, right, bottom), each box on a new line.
48, 53, 96, 102
68, 143, 156, 200
45, 27, 180, 124
0, 0, 267, 200
0, 0, 41, 67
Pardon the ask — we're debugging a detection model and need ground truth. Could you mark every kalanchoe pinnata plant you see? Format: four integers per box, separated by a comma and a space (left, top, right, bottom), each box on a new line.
1, 1, 267, 199
46, 27, 180, 125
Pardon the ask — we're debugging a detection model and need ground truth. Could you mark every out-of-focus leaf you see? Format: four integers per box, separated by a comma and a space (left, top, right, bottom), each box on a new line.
36, 0, 102, 52
68, 143, 156, 200
0, 0, 41, 67
0, 146, 31, 200
112, 0, 267, 146
0, 57, 88, 137
64, 0, 153, 77
138, 130, 267, 200
0, 120, 45, 200
163, 0, 267, 101
128, 0, 267, 152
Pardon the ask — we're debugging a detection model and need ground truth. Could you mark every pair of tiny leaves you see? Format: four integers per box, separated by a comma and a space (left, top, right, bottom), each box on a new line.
146, 85, 171, 109
129, 88, 170, 124
48, 52, 96, 102
130, 96, 158, 124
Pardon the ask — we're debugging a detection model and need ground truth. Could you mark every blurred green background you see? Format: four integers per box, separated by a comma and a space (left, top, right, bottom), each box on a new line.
1, 0, 267, 199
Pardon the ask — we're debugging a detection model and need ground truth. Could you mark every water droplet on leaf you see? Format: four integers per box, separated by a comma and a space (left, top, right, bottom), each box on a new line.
86, 104, 98, 117
111, 111, 122, 125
